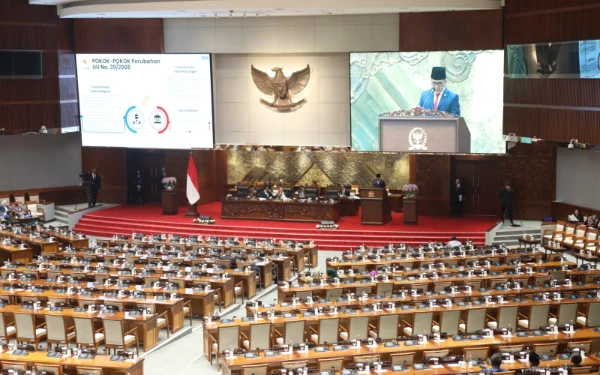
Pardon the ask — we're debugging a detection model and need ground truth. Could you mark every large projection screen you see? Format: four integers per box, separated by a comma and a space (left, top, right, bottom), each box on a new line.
350, 51, 504, 154
76, 54, 214, 149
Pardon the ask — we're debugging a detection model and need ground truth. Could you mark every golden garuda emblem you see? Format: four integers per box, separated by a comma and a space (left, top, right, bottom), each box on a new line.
251, 65, 311, 110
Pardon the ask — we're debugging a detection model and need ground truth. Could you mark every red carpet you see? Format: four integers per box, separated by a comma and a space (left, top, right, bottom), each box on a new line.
74, 202, 498, 251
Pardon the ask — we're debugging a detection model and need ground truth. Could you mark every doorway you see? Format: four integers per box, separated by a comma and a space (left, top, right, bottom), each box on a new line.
126, 150, 166, 204
452, 160, 498, 216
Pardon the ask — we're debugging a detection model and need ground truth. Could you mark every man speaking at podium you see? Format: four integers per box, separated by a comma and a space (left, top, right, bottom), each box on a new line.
418, 67, 461, 116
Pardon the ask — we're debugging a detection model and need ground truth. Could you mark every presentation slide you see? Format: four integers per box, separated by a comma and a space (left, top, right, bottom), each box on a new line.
350, 51, 504, 154
76, 54, 214, 149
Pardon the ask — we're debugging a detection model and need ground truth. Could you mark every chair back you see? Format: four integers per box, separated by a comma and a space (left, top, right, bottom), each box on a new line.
102, 319, 125, 346
326, 288, 343, 301
557, 303, 578, 325
217, 325, 240, 351
284, 320, 305, 345
464, 347, 489, 362
377, 314, 399, 340
423, 349, 449, 359
282, 361, 308, 370
249, 323, 271, 350
412, 312, 433, 335
241, 364, 268, 375
497, 306, 518, 330
497, 345, 522, 354
1, 362, 27, 371
354, 355, 379, 365
76, 367, 104, 375
317, 357, 344, 371
533, 343, 557, 356
527, 305, 550, 329
586, 303, 600, 326
45, 315, 67, 341
14, 313, 35, 339
376, 283, 393, 297
347, 316, 368, 340
440, 310, 461, 335
465, 309, 486, 332
575, 225, 587, 238
588, 229, 598, 241
355, 287, 371, 296
318, 318, 339, 344
550, 271, 566, 281
390, 352, 415, 365
73, 318, 95, 345
568, 341, 592, 354
0, 313, 9, 337
571, 367, 592, 374
295, 291, 312, 299
35, 364, 62, 375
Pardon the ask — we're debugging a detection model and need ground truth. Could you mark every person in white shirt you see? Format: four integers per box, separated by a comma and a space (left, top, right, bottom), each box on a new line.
447, 236, 462, 248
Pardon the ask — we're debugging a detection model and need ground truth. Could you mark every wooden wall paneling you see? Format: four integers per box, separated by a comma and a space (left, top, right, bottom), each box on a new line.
504, 79, 600, 108
0, 103, 61, 132
497, 143, 556, 220
163, 150, 218, 206
0, 0, 59, 24
414, 154, 451, 216
551, 201, 600, 223
81, 147, 128, 204
504, 1, 600, 44
215, 150, 228, 200
504, 0, 600, 15
504, 107, 600, 145
399, 10, 503, 52
73, 19, 164, 53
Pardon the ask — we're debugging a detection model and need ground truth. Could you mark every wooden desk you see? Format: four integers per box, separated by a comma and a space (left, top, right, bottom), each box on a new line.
222, 199, 340, 223
40, 229, 89, 248
518, 237, 541, 250
0, 304, 159, 352
232, 270, 257, 299
338, 198, 360, 216
271, 257, 292, 283
0, 350, 144, 375
0, 229, 60, 255
0, 242, 33, 263
221, 328, 600, 374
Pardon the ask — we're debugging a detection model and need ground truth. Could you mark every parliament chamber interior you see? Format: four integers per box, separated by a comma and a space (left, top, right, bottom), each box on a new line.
2, 0, 600, 374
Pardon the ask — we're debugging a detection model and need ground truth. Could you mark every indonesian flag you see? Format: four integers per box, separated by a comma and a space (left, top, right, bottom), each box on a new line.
186, 153, 200, 205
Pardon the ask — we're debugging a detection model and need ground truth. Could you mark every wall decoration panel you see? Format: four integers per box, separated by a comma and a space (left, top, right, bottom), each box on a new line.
81, 147, 128, 204
227, 151, 409, 189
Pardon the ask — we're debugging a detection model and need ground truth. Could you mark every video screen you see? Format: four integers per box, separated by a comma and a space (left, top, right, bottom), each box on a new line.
76, 54, 214, 149
350, 51, 505, 154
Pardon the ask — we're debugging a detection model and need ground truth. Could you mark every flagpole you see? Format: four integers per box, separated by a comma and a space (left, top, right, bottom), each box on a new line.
186, 150, 199, 217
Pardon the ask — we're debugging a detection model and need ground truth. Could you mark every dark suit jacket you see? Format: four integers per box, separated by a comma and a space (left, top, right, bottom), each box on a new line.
372, 179, 386, 189
257, 190, 272, 199
452, 184, 464, 201
90, 174, 101, 191
340, 189, 351, 197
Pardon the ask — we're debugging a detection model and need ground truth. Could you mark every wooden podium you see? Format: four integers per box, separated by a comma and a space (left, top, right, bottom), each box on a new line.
162, 190, 178, 215
360, 188, 392, 225
378, 116, 471, 152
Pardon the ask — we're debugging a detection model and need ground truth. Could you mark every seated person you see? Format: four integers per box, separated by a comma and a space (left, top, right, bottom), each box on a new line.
484, 354, 504, 373
568, 209, 584, 223
326, 268, 337, 280
585, 214, 599, 228
295, 185, 306, 199
571, 354, 582, 367
339, 183, 351, 197
257, 186, 273, 199
0, 200, 11, 223
272, 186, 284, 199
447, 236, 462, 248
529, 352, 541, 370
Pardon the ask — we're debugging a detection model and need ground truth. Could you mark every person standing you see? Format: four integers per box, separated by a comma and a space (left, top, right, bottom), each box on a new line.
134, 170, 144, 205
451, 179, 464, 217
418, 67, 461, 116
372, 173, 386, 188
89, 169, 101, 208
499, 182, 515, 226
